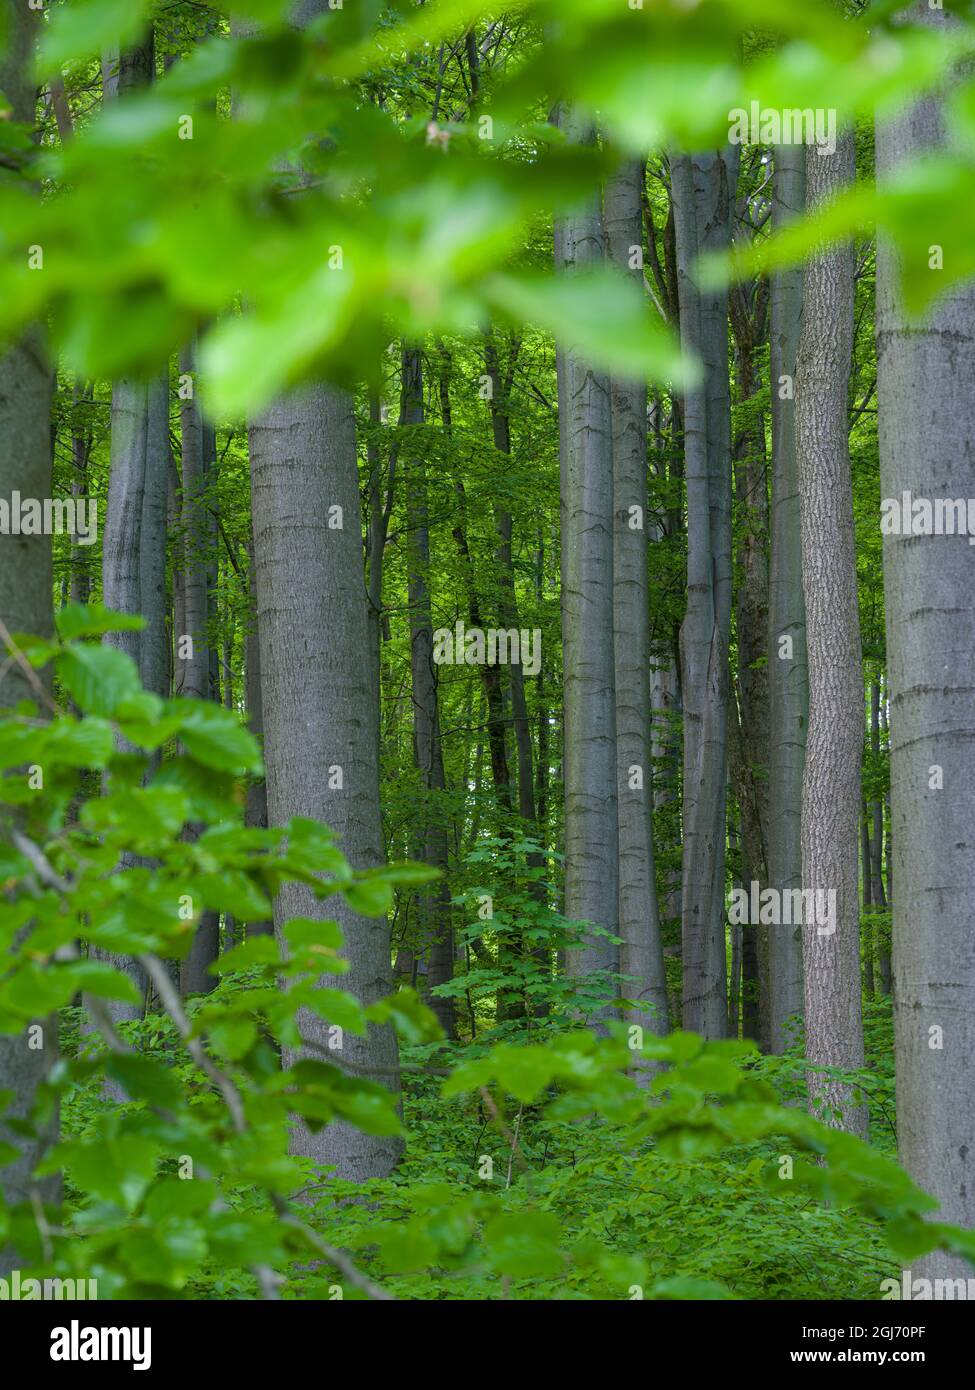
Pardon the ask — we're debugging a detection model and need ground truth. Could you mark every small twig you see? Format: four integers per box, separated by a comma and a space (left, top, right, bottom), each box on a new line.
0, 616, 61, 716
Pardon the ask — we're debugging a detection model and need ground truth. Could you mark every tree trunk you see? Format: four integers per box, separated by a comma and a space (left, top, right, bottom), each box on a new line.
604, 157, 669, 1045
177, 344, 212, 699
139, 376, 171, 701
401, 347, 455, 1038
877, 2, 975, 1278
796, 130, 867, 1137
250, 384, 401, 1179
767, 143, 807, 1054
730, 264, 771, 1051
555, 108, 620, 1002
672, 149, 736, 1038
0, 0, 58, 1273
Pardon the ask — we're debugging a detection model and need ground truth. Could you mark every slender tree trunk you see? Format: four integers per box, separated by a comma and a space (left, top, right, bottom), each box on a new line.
0, 0, 59, 1273
869, 679, 888, 908
250, 383, 402, 1178
103, 380, 148, 669
730, 261, 771, 1050
243, 535, 271, 937
796, 130, 867, 1137
177, 345, 212, 699
767, 143, 807, 1054
139, 376, 171, 700
672, 149, 735, 1038
877, 2, 975, 1277
861, 801, 875, 999
605, 157, 668, 1045
555, 108, 619, 1001
69, 380, 93, 605
401, 347, 455, 1038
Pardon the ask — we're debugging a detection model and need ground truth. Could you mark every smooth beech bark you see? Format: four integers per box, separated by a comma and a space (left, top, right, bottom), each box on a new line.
672, 150, 736, 1038
401, 347, 455, 1038
177, 343, 213, 700
604, 158, 668, 1046
0, 0, 58, 1273
877, 0, 975, 1279
250, 384, 402, 1178
555, 108, 620, 1002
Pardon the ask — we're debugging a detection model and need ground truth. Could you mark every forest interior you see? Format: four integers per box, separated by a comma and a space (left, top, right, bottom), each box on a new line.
3, 0, 975, 1331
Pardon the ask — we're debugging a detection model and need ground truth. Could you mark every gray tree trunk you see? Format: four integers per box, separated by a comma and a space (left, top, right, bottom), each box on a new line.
0, 0, 58, 1274
555, 109, 620, 1000
176, 347, 222, 992
767, 143, 807, 1053
877, 1, 975, 1278
177, 345, 212, 699
604, 158, 668, 1045
250, 384, 402, 1178
401, 347, 455, 1038
244, 534, 271, 937
103, 380, 148, 667
672, 150, 735, 1038
796, 131, 867, 1137
139, 376, 171, 700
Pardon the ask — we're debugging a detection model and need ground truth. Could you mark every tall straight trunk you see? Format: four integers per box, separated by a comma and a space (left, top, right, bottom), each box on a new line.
401, 348, 454, 1038
0, 0, 58, 1274
177, 343, 212, 699
100, 379, 151, 1021
730, 269, 771, 1050
796, 130, 867, 1137
69, 380, 93, 605
365, 392, 392, 744
651, 654, 681, 931
604, 158, 668, 1043
484, 337, 536, 826
440, 351, 512, 814
139, 375, 171, 700
176, 344, 221, 990
103, 379, 148, 669
869, 679, 888, 909
250, 384, 401, 1178
877, 2, 975, 1278
102, 26, 155, 666
243, 535, 271, 937
672, 149, 735, 1038
861, 803, 876, 999
89, 33, 159, 1031
767, 143, 808, 1053
728, 805, 742, 1036
534, 537, 550, 839
555, 108, 619, 998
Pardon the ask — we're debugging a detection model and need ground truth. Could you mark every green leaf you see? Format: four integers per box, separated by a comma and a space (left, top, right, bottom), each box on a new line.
56, 643, 142, 718
104, 1055, 185, 1109
56, 604, 145, 643
343, 876, 393, 918
177, 701, 263, 775
484, 269, 693, 387
483, 1210, 564, 1278
57, 1135, 160, 1213
38, 0, 154, 76
71, 960, 142, 1006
